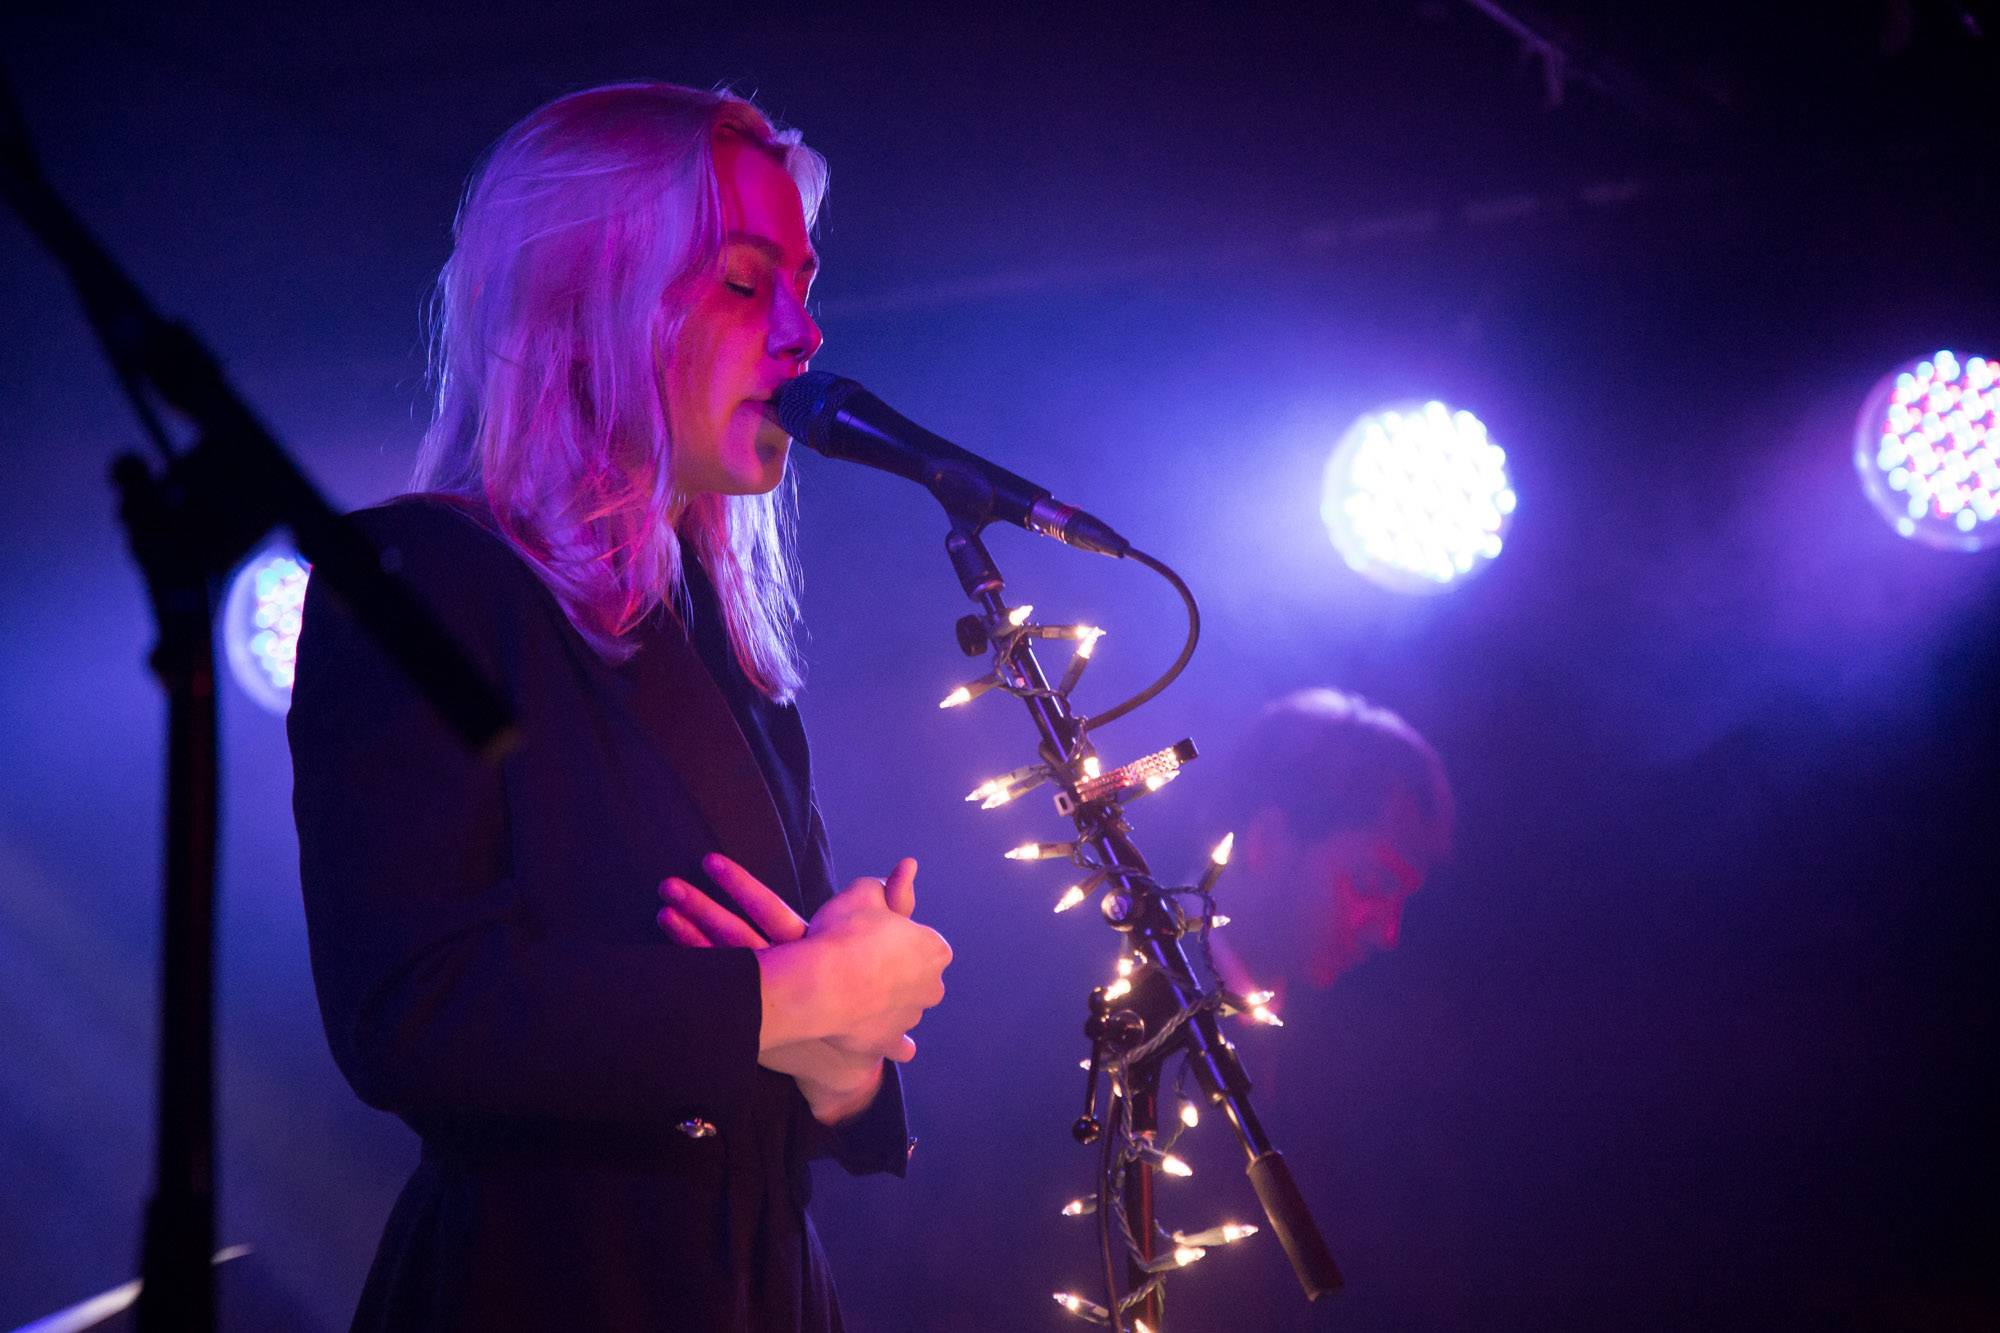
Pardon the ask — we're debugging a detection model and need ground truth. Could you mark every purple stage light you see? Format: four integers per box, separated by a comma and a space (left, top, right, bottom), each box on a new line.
1320, 400, 1516, 594
223, 546, 311, 713
1856, 349, 2000, 551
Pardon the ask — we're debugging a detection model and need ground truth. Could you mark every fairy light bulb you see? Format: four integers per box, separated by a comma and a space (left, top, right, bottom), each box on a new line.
1053, 884, 1089, 913
1007, 604, 1034, 626
1172, 1245, 1207, 1267
1061, 1196, 1094, 1217
1197, 831, 1234, 893
1057, 642, 1096, 695
1179, 1099, 1200, 1129
1081, 755, 1102, 779
1104, 976, 1133, 1002
1173, 1222, 1260, 1247
967, 764, 1046, 806
1054, 1292, 1110, 1321
1159, 1153, 1193, 1177
1078, 627, 1105, 657
1250, 1003, 1284, 1027
1116, 956, 1135, 979
1209, 913, 1231, 928
1243, 989, 1275, 1007
939, 673, 999, 709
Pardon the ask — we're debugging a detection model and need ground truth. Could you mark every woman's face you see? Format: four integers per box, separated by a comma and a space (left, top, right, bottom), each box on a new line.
665, 133, 822, 499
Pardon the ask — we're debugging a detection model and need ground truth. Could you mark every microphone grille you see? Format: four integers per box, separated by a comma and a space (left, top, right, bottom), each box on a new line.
774, 370, 857, 451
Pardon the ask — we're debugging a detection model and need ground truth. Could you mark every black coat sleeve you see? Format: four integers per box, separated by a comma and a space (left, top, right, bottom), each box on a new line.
807, 1058, 911, 1178
288, 501, 766, 1125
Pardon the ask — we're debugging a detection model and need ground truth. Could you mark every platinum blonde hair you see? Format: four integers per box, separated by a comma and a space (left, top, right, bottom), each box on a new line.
413, 82, 827, 701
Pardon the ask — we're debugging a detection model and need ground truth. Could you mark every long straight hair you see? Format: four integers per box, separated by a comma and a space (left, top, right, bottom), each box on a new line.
413, 82, 826, 701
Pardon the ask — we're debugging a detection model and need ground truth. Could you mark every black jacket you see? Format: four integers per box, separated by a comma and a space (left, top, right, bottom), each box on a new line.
289, 497, 907, 1332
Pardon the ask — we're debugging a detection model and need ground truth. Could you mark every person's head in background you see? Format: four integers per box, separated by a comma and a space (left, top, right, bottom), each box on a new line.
1218, 688, 1454, 991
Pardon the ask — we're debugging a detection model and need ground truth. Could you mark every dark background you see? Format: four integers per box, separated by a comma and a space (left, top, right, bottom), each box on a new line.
2, 3, 1995, 1329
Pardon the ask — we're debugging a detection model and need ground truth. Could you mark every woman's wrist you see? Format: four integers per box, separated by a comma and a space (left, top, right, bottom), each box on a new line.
755, 936, 846, 1051
798, 1054, 885, 1126
756, 1038, 885, 1125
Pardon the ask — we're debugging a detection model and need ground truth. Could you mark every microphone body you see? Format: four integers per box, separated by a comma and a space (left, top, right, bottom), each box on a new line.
774, 372, 1130, 557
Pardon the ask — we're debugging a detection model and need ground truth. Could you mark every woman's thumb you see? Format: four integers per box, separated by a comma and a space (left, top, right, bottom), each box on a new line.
884, 857, 918, 916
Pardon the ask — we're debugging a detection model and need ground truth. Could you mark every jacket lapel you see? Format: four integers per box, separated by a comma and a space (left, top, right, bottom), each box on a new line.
769, 706, 836, 917
618, 617, 803, 913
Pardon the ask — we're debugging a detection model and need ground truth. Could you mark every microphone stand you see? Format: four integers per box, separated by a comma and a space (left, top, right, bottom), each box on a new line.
2, 72, 514, 1332
934, 512, 1342, 1331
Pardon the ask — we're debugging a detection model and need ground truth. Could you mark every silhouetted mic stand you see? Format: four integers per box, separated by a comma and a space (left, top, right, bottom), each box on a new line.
2, 72, 513, 1332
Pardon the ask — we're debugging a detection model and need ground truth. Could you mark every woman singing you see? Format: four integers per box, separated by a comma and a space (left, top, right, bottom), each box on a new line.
289, 82, 951, 1331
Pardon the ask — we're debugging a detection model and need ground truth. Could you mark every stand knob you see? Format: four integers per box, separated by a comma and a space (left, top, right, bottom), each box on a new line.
954, 614, 989, 656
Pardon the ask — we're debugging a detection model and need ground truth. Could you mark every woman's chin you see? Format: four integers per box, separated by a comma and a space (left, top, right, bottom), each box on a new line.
746, 439, 788, 487
749, 426, 791, 482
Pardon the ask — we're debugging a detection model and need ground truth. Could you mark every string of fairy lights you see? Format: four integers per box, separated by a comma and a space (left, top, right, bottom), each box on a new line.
945, 598, 1282, 1330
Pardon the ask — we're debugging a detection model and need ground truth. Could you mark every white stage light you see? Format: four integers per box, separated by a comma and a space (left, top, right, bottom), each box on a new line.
1321, 400, 1515, 594
1855, 349, 1999, 551
222, 545, 311, 713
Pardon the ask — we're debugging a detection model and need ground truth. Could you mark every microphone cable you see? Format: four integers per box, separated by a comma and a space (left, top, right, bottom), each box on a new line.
1081, 547, 1199, 735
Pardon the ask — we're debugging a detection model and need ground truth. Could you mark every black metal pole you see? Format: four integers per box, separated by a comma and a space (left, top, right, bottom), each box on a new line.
115, 457, 218, 1332
1123, 1071, 1162, 1329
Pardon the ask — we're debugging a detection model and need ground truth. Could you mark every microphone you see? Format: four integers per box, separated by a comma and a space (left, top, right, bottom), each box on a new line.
773, 371, 1130, 557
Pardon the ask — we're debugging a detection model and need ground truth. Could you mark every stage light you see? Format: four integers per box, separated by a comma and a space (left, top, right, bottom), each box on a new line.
1855, 350, 2000, 551
1321, 400, 1516, 593
222, 545, 311, 713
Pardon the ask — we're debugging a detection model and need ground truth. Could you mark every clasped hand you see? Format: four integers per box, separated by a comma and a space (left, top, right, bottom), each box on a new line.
658, 853, 951, 1124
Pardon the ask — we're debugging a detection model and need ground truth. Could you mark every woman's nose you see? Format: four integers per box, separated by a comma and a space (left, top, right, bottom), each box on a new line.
771, 287, 823, 363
